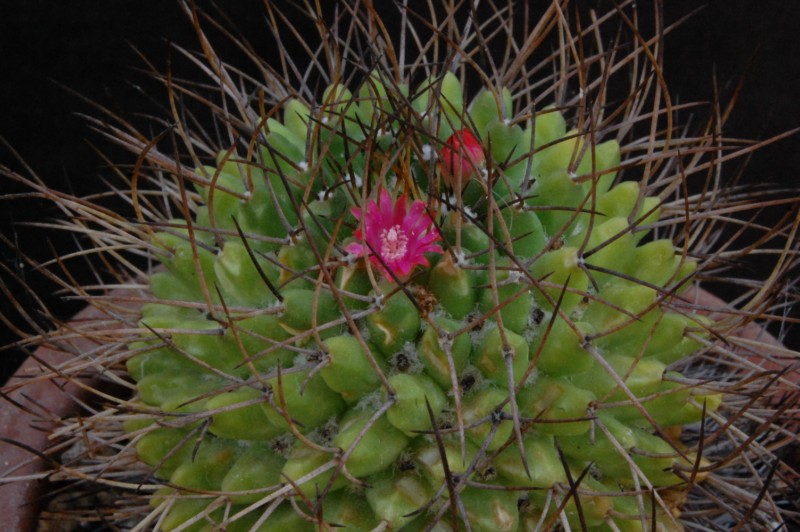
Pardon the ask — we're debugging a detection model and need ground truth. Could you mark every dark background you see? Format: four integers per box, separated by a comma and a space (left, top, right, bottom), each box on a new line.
1, 1, 799, 384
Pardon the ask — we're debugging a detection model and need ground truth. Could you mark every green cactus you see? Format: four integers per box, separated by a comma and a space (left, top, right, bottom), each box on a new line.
3, 1, 798, 531
121, 64, 727, 529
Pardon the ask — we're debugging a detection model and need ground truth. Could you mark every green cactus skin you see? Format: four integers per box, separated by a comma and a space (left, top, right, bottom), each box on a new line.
123, 54, 717, 532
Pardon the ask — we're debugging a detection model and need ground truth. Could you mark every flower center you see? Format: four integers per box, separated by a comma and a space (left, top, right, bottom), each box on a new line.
379, 224, 409, 261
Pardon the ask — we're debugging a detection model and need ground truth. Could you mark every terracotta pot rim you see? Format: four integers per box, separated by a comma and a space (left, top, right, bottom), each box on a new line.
0, 297, 133, 532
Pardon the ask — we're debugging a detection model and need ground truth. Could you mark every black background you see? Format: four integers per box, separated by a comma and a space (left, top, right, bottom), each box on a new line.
1, 0, 799, 384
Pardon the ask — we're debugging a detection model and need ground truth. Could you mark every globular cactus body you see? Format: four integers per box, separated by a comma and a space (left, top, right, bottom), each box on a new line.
128, 67, 717, 531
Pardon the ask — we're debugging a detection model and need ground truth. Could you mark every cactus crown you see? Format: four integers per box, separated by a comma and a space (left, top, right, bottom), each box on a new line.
2, 1, 798, 531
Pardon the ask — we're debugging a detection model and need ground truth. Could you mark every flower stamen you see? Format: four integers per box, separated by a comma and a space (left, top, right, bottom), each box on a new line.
380, 225, 409, 261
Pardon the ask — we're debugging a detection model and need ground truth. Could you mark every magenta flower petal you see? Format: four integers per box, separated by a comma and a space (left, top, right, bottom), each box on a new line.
348, 188, 442, 280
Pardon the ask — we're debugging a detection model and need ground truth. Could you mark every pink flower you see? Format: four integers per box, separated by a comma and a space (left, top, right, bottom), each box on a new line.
439, 128, 485, 191
346, 189, 443, 280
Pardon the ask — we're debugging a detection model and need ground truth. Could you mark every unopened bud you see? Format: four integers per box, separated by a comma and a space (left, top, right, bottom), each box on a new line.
439, 128, 485, 191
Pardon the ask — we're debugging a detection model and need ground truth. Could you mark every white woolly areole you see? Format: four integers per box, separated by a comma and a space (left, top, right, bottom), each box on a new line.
270, 433, 295, 459
523, 367, 540, 387
354, 389, 383, 412
506, 269, 523, 284
388, 342, 424, 375
306, 417, 339, 446
421, 144, 433, 161
340, 251, 359, 265
345, 172, 362, 188
453, 249, 468, 268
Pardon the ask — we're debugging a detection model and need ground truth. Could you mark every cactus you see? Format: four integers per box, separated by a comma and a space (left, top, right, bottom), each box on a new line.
133, 80, 711, 529
2, 1, 799, 531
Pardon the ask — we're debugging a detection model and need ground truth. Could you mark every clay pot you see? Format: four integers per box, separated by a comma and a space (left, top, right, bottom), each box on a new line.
0, 299, 129, 531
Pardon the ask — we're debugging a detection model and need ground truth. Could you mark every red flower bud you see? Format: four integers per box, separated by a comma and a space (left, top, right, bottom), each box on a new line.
439, 128, 485, 191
